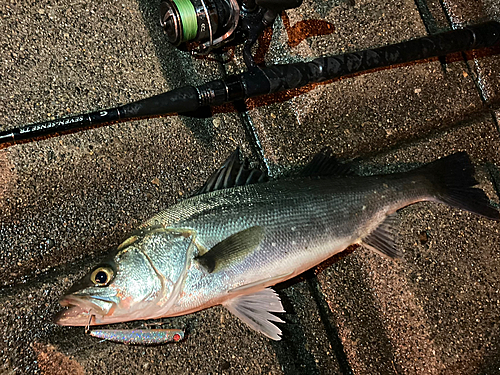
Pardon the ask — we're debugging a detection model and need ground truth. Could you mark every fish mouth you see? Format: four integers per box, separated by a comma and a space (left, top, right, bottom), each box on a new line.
54, 295, 116, 326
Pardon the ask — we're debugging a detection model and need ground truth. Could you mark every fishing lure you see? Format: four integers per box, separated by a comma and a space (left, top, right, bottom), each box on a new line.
89, 328, 185, 345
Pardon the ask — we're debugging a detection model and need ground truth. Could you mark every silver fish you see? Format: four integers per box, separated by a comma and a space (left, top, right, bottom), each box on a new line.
55, 149, 499, 340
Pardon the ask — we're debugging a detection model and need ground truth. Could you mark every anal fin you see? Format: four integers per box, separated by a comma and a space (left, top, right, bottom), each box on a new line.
361, 214, 401, 259
223, 288, 285, 340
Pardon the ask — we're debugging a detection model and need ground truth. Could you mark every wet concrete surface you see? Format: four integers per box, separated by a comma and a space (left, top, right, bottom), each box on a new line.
1, 0, 500, 374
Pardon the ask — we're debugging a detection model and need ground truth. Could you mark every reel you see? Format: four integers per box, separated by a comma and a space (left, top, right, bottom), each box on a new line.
160, 0, 302, 66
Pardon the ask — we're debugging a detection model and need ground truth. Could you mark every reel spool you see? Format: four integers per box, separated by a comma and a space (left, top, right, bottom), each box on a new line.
160, 0, 239, 54
160, 0, 302, 63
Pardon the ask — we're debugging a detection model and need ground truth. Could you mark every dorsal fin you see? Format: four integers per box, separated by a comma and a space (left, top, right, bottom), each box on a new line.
197, 148, 268, 195
301, 147, 354, 177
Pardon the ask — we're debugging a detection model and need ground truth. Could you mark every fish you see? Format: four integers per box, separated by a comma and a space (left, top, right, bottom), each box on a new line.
55, 148, 499, 340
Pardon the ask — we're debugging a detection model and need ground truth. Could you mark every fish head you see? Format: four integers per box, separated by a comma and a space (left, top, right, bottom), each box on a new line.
55, 240, 172, 326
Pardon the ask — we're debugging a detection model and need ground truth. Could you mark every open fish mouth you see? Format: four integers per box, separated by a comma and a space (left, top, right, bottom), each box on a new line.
54, 295, 116, 326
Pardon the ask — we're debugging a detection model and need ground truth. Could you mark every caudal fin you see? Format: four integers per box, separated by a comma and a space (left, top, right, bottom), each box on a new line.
419, 152, 499, 221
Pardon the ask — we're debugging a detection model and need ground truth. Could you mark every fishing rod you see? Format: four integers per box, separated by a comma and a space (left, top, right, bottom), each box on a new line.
1, 20, 499, 146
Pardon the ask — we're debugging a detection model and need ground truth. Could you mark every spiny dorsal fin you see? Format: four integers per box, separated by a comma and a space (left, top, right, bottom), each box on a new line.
361, 213, 401, 259
223, 288, 285, 340
196, 226, 264, 273
197, 148, 268, 195
301, 147, 354, 177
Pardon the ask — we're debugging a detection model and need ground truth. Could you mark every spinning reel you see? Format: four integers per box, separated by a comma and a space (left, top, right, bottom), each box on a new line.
160, 0, 302, 66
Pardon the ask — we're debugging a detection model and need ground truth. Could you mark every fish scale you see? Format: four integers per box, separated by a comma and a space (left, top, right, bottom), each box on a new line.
55, 151, 499, 341
152, 176, 437, 316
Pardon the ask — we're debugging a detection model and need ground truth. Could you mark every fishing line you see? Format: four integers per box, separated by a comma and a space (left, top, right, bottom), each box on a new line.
172, 0, 198, 41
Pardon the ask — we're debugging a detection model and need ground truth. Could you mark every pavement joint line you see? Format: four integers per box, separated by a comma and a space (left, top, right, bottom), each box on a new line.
413, 0, 444, 34
135, 0, 271, 171
461, 52, 497, 109
491, 110, 500, 135
437, 0, 500, 136
417, 1, 492, 114
439, 0, 461, 28
434, 1, 500, 130
306, 274, 354, 375
217, 58, 272, 176
236, 108, 271, 177
486, 162, 500, 202
412, 0, 456, 75
485, 119, 500, 199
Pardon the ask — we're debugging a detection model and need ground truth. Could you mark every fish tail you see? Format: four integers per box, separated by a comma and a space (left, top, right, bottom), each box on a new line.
418, 152, 499, 221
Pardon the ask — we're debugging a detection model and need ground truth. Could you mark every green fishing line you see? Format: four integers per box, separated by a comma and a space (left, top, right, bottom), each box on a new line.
172, 0, 197, 41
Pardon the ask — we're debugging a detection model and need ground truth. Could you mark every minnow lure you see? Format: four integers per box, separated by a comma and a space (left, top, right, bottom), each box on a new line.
89, 328, 184, 345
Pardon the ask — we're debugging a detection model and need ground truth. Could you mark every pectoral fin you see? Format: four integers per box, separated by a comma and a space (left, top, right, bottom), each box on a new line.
361, 214, 401, 259
223, 288, 285, 340
196, 226, 264, 273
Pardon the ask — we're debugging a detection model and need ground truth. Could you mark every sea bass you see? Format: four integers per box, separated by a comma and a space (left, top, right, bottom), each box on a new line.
55, 149, 499, 340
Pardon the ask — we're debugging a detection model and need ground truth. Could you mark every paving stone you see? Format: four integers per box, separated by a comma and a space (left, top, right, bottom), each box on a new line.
419, 0, 500, 106
0, 0, 248, 286
0, 0, 280, 373
243, 0, 491, 176
316, 116, 500, 374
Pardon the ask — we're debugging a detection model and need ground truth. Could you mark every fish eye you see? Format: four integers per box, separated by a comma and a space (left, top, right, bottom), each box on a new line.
90, 266, 114, 286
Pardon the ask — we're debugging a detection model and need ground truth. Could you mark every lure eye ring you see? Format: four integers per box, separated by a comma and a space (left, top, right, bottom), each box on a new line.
90, 266, 114, 286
